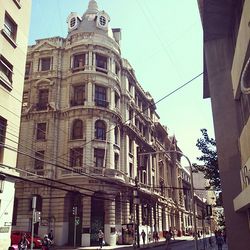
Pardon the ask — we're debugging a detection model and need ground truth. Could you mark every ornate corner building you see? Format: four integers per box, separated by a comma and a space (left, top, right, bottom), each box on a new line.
13, 1, 193, 247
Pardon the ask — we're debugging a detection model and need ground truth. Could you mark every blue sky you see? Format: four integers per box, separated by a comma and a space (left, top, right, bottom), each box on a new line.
29, 0, 215, 164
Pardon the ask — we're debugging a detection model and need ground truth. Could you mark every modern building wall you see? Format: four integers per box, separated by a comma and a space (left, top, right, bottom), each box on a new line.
0, 0, 31, 249
200, 0, 250, 249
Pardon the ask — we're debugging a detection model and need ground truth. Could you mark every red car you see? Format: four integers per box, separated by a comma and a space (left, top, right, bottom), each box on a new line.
11, 231, 43, 249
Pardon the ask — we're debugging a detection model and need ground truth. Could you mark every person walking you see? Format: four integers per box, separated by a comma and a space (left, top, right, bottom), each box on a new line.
42, 235, 52, 250
216, 234, 224, 250
98, 230, 104, 249
141, 230, 146, 245
48, 230, 54, 246
18, 234, 29, 250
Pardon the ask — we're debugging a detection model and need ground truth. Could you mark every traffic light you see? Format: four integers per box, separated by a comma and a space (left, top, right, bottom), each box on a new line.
72, 206, 77, 216
34, 211, 41, 223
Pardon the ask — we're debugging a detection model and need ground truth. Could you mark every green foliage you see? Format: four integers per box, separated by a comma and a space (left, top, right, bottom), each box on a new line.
195, 128, 221, 191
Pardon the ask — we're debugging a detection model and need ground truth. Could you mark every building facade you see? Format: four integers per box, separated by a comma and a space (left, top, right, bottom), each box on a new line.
14, 1, 192, 247
0, 0, 31, 249
200, 0, 250, 249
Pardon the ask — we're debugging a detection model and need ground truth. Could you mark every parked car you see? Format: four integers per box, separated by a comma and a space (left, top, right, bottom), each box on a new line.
11, 231, 43, 249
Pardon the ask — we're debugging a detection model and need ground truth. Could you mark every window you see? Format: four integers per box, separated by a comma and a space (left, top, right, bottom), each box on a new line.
115, 62, 120, 75
129, 163, 133, 178
96, 54, 107, 73
94, 148, 105, 168
72, 119, 83, 139
115, 92, 120, 108
129, 139, 133, 154
114, 126, 118, 145
70, 17, 76, 28
39, 57, 51, 71
95, 85, 108, 107
72, 54, 86, 71
95, 120, 106, 140
71, 85, 85, 106
0, 55, 13, 89
22, 92, 28, 108
114, 153, 119, 170
34, 151, 45, 170
13, 0, 21, 9
0, 116, 7, 163
37, 89, 48, 110
129, 108, 133, 120
36, 123, 46, 140
25, 62, 31, 79
70, 148, 83, 168
3, 12, 17, 42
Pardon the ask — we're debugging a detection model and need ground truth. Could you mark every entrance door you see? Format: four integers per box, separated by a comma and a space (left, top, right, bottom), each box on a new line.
90, 196, 105, 246
68, 212, 82, 246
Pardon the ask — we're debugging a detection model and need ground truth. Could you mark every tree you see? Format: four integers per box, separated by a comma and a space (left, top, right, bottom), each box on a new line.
194, 128, 221, 191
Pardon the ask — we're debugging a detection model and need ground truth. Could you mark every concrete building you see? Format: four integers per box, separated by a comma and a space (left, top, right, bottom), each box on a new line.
200, 0, 250, 249
12, 0, 192, 247
0, 0, 31, 249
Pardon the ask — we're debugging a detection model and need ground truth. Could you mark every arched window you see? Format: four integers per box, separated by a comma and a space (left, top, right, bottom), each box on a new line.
72, 119, 83, 139
95, 120, 106, 140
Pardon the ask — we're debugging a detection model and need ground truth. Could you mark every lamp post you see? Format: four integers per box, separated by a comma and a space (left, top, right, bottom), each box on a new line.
133, 177, 140, 248
139, 150, 198, 250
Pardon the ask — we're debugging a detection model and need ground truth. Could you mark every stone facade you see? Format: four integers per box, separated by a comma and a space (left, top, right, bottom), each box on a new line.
14, 0, 193, 247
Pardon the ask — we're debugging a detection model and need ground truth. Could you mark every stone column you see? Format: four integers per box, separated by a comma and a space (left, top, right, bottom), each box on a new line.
162, 207, 167, 231
87, 81, 93, 106
122, 198, 130, 224
81, 196, 91, 246
105, 198, 116, 246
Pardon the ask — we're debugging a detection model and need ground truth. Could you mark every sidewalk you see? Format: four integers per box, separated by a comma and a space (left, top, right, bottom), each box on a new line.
54, 236, 228, 250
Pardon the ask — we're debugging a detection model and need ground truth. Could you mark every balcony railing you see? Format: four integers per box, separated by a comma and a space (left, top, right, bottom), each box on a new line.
95, 99, 109, 108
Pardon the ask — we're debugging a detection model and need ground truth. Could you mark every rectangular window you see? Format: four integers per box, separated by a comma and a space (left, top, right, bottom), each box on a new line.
22, 92, 28, 109
25, 62, 31, 79
0, 116, 7, 163
34, 151, 45, 170
71, 85, 85, 106
0, 55, 13, 89
36, 123, 46, 140
95, 85, 108, 107
94, 148, 105, 168
3, 12, 17, 41
129, 163, 133, 178
70, 148, 83, 168
37, 89, 49, 110
96, 54, 107, 74
115, 92, 119, 108
72, 54, 86, 71
114, 153, 119, 170
39, 57, 51, 71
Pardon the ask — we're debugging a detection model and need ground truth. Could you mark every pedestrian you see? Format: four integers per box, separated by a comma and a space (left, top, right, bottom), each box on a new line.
216, 234, 224, 250
148, 231, 152, 242
42, 235, 52, 250
48, 230, 54, 245
141, 230, 146, 245
18, 234, 29, 250
208, 236, 213, 247
223, 229, 227, 243
98, 229, 104, 249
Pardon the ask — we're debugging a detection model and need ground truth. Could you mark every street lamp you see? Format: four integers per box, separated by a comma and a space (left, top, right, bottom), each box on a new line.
139, 150, 198, 250
0, 173, 6, 193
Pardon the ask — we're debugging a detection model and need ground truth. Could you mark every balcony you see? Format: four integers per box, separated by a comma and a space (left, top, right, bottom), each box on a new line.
60, 166, 126, 182
36, 103, 48, 111
24, 169, 54, 179
70, 99, 85, 107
